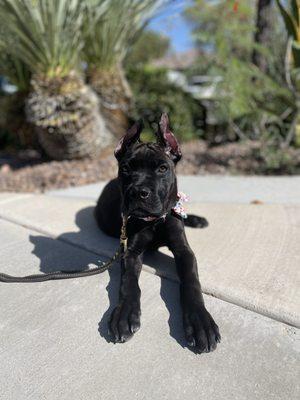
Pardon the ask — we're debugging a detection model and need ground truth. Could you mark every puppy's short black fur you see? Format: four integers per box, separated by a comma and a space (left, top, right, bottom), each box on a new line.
95, 113, 220, 353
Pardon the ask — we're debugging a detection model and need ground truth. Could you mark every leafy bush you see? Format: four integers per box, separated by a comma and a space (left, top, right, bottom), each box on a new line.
127, 66, 204, 142
253, 144, 300, 174
184, 0, 295, 145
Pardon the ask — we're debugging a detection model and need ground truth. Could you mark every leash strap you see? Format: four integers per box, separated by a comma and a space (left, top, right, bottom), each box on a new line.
0, 218, 129, 284
0, 212, 166, 284
0, 250, 120, 283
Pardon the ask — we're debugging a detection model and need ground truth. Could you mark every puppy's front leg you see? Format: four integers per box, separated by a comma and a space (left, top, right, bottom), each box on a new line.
167, 217, 221, 353
109, 226, 155, 343
109, 251, 143, 343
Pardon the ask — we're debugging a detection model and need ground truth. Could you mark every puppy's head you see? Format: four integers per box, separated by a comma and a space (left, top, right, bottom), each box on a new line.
115, 113, 181, 219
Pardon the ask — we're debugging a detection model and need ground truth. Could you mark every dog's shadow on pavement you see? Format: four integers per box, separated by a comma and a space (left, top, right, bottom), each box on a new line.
29, 207, 116, 274
29, 206, 186, 348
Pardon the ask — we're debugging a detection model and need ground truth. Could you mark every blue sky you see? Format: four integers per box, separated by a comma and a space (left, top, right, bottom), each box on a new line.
148, 0, 194, 52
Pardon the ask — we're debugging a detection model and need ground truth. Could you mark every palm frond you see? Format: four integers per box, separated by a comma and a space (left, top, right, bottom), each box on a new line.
83, 0, 169, 69
0, 53, 31, 91
0, 0, 88, 78
0, 26, 31, 90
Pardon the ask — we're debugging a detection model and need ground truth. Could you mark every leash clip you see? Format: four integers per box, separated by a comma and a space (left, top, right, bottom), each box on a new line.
120, 216, 128, 252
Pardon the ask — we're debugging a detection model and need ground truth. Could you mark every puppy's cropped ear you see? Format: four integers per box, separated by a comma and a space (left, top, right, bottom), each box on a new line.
114, 119, 144, 161
156, 113, 182, 163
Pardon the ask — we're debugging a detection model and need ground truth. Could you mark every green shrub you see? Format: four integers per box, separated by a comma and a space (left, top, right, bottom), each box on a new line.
127, 66, 204, 142
252, 143, 300, 174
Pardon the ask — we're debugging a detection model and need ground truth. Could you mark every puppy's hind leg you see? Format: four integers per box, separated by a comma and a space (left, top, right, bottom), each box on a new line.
184, 214, 209, 229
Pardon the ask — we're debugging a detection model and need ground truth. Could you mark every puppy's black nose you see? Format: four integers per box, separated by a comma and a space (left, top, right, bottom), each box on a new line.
139, 188, 150, 199
130, 186, 151, 200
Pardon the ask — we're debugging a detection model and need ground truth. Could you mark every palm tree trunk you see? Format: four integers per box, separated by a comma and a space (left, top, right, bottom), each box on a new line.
0, 91, 37, 149
252, 0, 273, 73
88, 65, 133, 138
25, 72, 112, 160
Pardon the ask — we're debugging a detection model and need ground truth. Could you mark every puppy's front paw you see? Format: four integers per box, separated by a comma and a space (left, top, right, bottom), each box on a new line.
183, 305, 220, 353
109, 300, 141, 343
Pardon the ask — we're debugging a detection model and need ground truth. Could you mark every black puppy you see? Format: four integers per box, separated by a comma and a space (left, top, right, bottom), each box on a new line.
95, 113, 220, 353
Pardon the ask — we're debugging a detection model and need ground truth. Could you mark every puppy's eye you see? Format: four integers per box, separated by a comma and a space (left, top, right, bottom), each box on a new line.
158, 165, 168, 173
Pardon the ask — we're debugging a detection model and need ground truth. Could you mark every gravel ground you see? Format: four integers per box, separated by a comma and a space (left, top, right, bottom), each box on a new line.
1, 140, 299, 193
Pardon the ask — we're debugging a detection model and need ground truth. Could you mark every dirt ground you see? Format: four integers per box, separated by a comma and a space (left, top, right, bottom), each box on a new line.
0, 140, 299, 193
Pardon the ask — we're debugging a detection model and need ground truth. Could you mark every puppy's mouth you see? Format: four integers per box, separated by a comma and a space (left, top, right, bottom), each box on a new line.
127, 207, 164, 220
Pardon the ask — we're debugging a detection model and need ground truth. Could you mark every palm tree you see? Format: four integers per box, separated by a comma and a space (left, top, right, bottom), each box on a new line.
83, 0, 166, 137
276, 0, 300, 146
0, 0, 111, 160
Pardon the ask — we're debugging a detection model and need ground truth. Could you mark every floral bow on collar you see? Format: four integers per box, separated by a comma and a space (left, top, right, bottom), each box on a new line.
172, 191, 189, 219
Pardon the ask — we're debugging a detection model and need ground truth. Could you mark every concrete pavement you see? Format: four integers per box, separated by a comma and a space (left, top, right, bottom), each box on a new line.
0, 176, 300, 400
48, 175, 300, 204
0, 216, 299, 400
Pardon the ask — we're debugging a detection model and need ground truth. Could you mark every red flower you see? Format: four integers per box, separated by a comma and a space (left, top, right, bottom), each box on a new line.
233, 1, 239, 12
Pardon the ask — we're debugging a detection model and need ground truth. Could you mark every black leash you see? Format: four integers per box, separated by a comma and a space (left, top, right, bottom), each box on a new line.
0, 250, 120, 283
0, 214, 166, 284
0, 218, 129, 284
